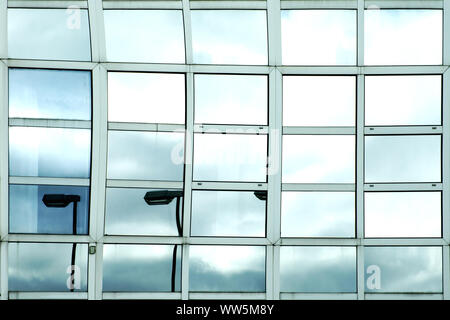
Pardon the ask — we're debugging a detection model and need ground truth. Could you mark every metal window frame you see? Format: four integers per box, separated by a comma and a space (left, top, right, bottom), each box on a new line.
0, 0, 448, 300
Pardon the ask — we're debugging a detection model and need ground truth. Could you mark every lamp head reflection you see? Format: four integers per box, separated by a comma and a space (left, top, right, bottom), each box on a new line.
254, 191, 267, 201
144, 190, 184, 206
42, 194, 80, 208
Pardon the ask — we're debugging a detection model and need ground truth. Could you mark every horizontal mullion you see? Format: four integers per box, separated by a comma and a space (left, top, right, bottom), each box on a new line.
188, 237, 270, 245
362, 238, 447, 246
279, 238, 359, 246
283, 126, 355, 135
102, 62, 188, 73
191, 64, 272, 74
5, 59, 97, 70
106, 179, 184, 189
9, 176, 90, 187
365, 126, 442, 135
9, 118, 91, 129
103, 1, 183, 9
278, 66, 448, 75
364, 183, 442, 191
101, 236, 183, 244
280, 293, 358, 300
282, 183, 355, 191
102, 292, 181, 300
9, 292, 88, 300
8, 1, 88, 9
194, 124, 268, 134
365, 293, 443, 300
192, 181, 267, 191
4, 234, 93, 243
189, 292, 266, 300
281, 0, 357, 9
189, 1, 267, 9
365, 0, 443, 9
108, 122, 185, 132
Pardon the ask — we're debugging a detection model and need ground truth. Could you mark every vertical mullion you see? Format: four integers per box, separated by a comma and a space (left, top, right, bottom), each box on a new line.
88, 0, 107, 63
443, 69, 450, 299
0, 59, 8, 300
265, 244, 274, 299
181, 72, 194, 300
267, 0, 282, 66
273, 244, 280, 300
94, 242, 103, 300
357, 0, 364, 67
0, 0, 6, 59
182, 0, 193, 65
89, 64, 108, 299
356, 74, 365, 300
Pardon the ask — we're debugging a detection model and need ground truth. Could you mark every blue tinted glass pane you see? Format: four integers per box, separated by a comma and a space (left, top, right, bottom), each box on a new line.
103, 244, 181, 292
9, 68, 91, 120
9, 184, 89, 235
8, 8, 91, 61
8, 242, 88, 292
189, 245, 266, 292
9, 127, 91, 178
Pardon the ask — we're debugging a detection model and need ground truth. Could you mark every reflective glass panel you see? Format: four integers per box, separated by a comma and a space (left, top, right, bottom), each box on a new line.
9, 127, 91, 178
189, 245, 266, 292
281, 10, 357, 65
194, 74, 268, 125
281, 192, 355, 238
364, 9, 442, 65
9, 185, 89, 235
365, 247, 442, 293
365, 192, 441, 238
103, 244, 181, 292
8, 242, 88, 292
105, 188, 182, 236
107, 131, 184, 181
365, 75, 441, 126
9, 68, 91, 120
365, 135, 441, 183
283, 76, 356, 126
280, 246, 357, 293
191, 10, 268, 65
191, 190, 266, 237
104, 10, 185, 63
193, 134, 267, 182
282, 135, 355, 183
108, 72, 185, 124
8, 8, 91, 61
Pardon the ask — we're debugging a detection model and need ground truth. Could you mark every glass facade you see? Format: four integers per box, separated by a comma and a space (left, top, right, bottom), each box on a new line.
0, 0, 449, 301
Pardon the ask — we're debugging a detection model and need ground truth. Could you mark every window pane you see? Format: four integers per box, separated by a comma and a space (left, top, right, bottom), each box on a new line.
9, 127, 91, 178
365, 192, 441, 238
365, 247, 442, 293
281, 10, 356, 65
365, 135, 441, 183
191, 191, 266, 237
283, 76, 355, 126
8, 9, 91, 61
364, 9, 442, 65
108, 72, 185, 124
365, 75, 441, 126
191, 10, 268, 65
189, 246, 265, 292
104, 10, 185, 63
280, 246, 356, 293
107, 131, 184, 181
193, 134, 267, 182
9, 185, 89, 235
194, 74, 268, 125
8, 242, 88, 292
281, 192, 355, 238
103, 244, 181, 292
105, 188, 182, 236
282, 135, 355, 183
9, 69, 91, 120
